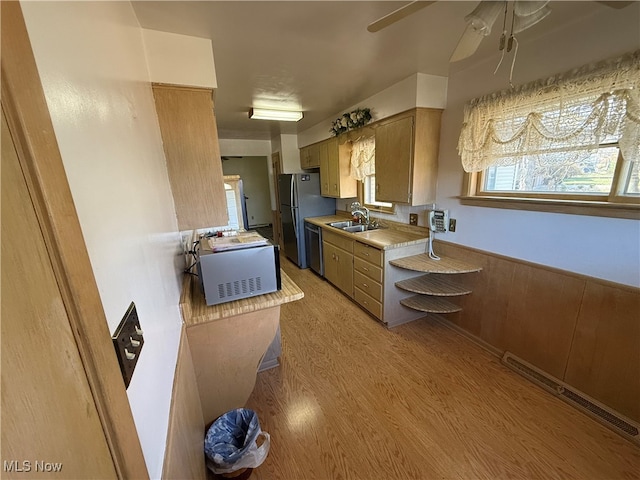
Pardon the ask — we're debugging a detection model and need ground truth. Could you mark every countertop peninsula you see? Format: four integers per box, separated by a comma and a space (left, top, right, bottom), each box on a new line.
179, 269, 304, 327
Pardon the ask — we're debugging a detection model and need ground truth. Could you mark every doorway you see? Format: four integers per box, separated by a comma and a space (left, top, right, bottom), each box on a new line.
221, 156, 271, 228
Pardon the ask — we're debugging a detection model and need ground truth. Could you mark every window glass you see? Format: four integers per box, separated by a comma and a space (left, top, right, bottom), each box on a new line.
621, 160, 640, 196
362, 175, 393, 211
482, 145, 619, 195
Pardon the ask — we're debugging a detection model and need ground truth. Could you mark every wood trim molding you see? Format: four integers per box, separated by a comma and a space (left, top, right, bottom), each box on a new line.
435, 239, 639, 292
1, 2, 148, 477
459, 195, 640, 220
162, 326, 206, 480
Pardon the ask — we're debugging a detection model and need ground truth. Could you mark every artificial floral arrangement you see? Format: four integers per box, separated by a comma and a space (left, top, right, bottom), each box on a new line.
330, 108, 372, 136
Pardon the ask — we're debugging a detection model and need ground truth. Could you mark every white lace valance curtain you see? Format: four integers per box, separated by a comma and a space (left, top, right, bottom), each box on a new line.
349, 136, 375, 181
458, 50, 640, 173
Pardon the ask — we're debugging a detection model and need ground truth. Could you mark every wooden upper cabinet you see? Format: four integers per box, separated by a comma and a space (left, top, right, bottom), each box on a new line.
300, 143, 320, 169
319, 137, 357, 199
152, 84, 228, 230
312, 137, 358, 198
374, 108, 442, 206
319, 141, 331, 196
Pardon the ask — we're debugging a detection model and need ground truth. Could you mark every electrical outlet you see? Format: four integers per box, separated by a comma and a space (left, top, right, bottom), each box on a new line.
112, 302, 144, 388
449, 218, 457, 232
409, 213, 418, 226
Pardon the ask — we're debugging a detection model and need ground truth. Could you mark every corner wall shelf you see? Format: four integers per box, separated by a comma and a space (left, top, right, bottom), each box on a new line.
390, 253, 482, 314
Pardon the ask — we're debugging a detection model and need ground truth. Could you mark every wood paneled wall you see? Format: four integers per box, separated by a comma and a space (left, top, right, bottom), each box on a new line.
162, 327, 206, 480
435, 241, 640, 423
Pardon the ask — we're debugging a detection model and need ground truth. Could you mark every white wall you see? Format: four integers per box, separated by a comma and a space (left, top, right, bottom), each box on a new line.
141, 28, 217, 88
298, 73, 447, 147
275, 133, 303, 174
21, 2, 183, 477
437, 3, 640, 287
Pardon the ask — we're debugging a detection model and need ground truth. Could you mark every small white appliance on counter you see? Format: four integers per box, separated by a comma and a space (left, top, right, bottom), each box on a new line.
197, 232, 281, 306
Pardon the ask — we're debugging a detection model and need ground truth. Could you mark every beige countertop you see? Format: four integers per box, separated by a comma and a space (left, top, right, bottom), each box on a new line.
180, 269, 304, 327
304, 215, 428, 250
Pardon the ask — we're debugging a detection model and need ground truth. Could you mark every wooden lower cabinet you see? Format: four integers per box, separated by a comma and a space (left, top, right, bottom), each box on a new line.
353, 242, 383, 319
323, 231, 354, 297
322, 228, 429, 327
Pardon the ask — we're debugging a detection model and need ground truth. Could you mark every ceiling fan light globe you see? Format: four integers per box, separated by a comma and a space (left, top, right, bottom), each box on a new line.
514, 5, 552, 33
464, 1, 504, 36
514, 0, 550, 16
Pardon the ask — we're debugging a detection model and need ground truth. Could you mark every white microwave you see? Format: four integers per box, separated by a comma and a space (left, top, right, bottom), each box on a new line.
197, 241, 281, 306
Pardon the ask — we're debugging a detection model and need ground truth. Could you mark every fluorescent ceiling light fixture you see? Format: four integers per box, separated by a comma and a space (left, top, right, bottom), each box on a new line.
249, 108, 303, 122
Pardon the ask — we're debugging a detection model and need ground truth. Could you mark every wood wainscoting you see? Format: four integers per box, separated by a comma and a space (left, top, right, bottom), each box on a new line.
162, 327, 206, 480
434, 240, 640, 424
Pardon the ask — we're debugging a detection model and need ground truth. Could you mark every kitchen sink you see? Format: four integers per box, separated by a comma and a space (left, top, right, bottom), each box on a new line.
343, 225, 367, 233
327, 221, 382, 233
327, 220, 354, 228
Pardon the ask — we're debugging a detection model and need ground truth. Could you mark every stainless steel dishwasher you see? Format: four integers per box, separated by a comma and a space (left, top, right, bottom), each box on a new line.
304, 221, 323, 276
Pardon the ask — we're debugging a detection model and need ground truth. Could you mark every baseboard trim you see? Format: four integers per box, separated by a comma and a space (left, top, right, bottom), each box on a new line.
429, 313, 503, 358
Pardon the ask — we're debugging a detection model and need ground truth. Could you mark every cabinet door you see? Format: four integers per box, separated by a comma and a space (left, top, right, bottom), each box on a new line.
308, 143, 321, 168
153, 85, 228, 230
335, 248, 354, 298
299, 146, 309, 169
375, 114, 414, 204
320, 142, 331, 196
323, 241, 339, 284
323, 241, 353, 297
328, 137, 341, 197
324, 137, 357, 199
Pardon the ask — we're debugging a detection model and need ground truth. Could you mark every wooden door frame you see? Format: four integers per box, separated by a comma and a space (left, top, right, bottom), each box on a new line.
272, 151, 284, 249
1, 2, 148, 478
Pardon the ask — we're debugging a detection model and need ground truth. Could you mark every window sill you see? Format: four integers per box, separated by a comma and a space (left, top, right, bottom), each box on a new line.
459, 195, 640, 220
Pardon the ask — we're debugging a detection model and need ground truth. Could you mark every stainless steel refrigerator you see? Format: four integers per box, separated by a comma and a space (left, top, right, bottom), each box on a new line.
278, 173, 335, 268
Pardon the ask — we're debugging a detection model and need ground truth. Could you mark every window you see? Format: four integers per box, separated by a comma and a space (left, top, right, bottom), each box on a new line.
348, 135, 395, 212
479, 143, 638, 199
459, 51, 640, 217
359, 174, 394, 213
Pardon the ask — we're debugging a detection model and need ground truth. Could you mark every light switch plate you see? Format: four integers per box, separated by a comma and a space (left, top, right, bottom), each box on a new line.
112, 302, 144, 388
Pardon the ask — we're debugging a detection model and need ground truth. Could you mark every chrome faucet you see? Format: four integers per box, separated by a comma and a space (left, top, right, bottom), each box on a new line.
350, 201, 370, 226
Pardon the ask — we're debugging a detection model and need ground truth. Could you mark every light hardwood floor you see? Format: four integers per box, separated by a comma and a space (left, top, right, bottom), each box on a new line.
245, 259, 639, 480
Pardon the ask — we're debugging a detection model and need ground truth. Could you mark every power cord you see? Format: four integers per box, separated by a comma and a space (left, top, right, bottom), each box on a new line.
183, 239, 201, 276
428, 232, 440, 261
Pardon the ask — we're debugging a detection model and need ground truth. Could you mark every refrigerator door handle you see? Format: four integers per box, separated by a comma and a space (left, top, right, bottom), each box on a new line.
291, 175, 298, 239
291, 206, 297, 240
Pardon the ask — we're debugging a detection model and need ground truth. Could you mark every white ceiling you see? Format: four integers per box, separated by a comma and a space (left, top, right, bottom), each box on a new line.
132, 1, 629, 140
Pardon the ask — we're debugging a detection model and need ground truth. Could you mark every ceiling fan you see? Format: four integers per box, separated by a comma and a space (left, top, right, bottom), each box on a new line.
368, 0, 633, 63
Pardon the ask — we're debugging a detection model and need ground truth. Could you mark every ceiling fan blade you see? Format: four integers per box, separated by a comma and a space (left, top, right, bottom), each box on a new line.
449, 24, 485, 63
596, 1, 634, 8
367, 1, 437, 33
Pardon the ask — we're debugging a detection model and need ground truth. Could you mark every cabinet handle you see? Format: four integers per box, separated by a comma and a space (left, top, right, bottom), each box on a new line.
363, 252, 370, 256
363, 283, 369, 288
376, 184, 380, 192
332, 253, 335, 260
362, 267, 369, 271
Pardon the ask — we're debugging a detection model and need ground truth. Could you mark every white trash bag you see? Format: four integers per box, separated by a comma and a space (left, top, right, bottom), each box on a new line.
204, 408, 271, 475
